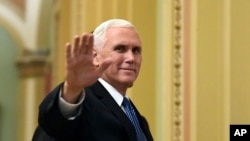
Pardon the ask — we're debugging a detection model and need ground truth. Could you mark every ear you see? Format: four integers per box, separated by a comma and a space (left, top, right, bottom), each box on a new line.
93, 49, 100, 67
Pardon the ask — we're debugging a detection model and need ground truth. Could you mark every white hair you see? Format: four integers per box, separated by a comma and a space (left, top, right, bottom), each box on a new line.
93, 19, 135, 51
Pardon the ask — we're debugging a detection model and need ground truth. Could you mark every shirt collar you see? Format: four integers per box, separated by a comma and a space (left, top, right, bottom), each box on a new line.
98, 78, 126, 106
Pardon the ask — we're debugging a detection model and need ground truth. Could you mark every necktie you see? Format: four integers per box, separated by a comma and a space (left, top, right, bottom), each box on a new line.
122, 97, 146, 141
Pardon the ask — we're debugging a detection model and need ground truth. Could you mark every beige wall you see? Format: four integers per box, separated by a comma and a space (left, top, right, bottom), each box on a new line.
189, 0, 250, 141
231, 0, 250, 124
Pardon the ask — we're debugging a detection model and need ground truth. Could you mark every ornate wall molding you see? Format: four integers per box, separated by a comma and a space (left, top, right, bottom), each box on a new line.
16, 48, 50, 77
173, 0, 183, 140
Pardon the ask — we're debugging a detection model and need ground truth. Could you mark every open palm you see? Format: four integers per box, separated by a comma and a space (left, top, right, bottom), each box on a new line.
64, 33, 111, 100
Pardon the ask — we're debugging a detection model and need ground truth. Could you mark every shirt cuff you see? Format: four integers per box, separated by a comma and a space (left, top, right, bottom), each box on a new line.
58, 88, 85, 120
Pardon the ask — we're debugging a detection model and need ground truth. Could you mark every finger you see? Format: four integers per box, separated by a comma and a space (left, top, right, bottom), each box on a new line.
73, 35, 80, 56
97, 57, 113, 74
65, 43, 72, 63
79, 33, 88, 54
86, 34, 94, 54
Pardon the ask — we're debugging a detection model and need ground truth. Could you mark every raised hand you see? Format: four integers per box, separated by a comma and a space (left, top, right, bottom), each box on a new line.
62, 33, 111, 103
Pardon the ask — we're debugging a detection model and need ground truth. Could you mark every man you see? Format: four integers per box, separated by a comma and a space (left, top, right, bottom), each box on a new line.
38, 19, 154, 141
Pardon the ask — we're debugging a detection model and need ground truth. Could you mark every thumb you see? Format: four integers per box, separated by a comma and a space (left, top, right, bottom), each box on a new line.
97, 57, 113, 73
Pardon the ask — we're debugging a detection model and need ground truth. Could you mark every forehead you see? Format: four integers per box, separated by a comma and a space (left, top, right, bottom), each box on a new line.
105, 27, 142, 46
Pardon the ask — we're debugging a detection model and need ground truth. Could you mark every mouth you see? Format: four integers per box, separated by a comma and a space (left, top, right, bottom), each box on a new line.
120, 68, 136, 72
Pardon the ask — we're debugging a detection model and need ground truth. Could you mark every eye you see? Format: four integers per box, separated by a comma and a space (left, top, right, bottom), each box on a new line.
114, 45, 126, 53
132, 47, 142, 54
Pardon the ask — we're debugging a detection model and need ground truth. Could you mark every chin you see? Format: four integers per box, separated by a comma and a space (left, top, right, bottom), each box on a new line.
121, 80, 134, 88
118, 76, 136, 87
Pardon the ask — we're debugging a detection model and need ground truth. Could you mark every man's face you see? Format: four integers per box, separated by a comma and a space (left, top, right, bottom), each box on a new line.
97, 27, 142, 90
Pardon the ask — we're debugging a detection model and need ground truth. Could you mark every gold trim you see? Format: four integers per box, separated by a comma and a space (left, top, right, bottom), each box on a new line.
173, 0, 182, 140
222, 0, 231, 140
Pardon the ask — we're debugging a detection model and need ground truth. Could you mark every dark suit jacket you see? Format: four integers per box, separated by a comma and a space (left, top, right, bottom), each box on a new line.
38, 81, 154, 141
32, 126, 54, 141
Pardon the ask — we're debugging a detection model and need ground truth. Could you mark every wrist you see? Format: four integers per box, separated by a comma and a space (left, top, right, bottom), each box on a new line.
62, 81, 83, 103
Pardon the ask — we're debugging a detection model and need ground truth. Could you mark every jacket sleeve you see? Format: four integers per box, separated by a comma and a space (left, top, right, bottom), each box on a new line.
38, 82, 83, 141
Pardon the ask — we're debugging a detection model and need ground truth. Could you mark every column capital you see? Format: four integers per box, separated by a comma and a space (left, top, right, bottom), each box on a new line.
16, 48, 50, 77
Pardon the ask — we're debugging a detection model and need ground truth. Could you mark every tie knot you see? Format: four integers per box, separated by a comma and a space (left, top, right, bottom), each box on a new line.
122, 97, 130, 107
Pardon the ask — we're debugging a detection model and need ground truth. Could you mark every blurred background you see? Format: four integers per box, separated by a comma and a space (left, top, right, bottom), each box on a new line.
1, 0, 250, 141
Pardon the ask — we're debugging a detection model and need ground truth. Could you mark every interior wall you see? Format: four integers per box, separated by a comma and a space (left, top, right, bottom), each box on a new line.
0, 26, 19, 141
188, 0, 229, 140
189, 0, 250, 141
196, 0, 224, 140
231, 0, 250, 124
0, 0, 55, 141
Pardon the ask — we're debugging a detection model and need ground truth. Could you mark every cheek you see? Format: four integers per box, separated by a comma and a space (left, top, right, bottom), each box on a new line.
105, 61, 120, 73
110, 62, 121, 72
112, 57, 124, 66
136, 58, 142, 67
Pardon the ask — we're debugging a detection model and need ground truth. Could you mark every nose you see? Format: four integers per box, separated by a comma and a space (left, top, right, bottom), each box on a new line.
125, 50, 135, 62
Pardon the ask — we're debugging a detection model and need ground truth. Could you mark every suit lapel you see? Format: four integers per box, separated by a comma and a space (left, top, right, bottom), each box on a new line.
89, 81, 137, 141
